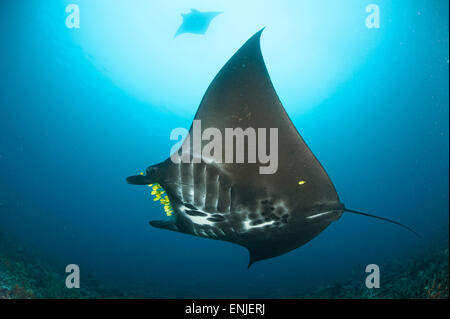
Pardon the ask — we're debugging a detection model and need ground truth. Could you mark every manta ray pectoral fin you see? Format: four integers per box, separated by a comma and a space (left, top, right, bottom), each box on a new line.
149, 220, 179, 232
248, 251, 256, 269
246, 247, 267, 269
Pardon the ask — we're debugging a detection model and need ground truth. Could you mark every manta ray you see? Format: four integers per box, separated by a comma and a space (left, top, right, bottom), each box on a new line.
175, 9, 222, 38
128, 29, 418, 267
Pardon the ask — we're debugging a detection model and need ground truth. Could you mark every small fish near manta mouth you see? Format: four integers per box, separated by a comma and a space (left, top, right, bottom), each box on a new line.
127, 28, 419, 268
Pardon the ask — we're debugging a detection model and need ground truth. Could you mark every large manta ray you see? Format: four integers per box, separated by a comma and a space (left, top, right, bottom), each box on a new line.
127, 29, 417, 267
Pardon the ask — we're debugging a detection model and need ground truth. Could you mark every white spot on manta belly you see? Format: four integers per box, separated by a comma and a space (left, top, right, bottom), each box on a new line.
306, 211, 334, 220
243, 219, 275, 231
179, 206, 215, 226
189, 215, 214, 226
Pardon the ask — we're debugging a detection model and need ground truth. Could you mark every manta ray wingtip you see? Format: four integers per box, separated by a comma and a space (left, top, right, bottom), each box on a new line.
243, 28, 266, 49
247, 249, 258, 269
237, 28, 266, 55
254, 27, 266, 38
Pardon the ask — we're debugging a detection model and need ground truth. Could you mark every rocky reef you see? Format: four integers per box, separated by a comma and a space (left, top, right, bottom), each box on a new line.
0, 231, 448, 299
0, 234, 95, 299
293, 237, 449, 299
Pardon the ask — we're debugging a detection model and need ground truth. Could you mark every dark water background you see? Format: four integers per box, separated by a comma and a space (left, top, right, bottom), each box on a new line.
0, 1, 448, 297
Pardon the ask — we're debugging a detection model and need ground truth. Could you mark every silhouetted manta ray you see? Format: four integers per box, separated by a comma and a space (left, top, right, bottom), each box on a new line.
175, 9, 222, 37
128, 29, 419, 267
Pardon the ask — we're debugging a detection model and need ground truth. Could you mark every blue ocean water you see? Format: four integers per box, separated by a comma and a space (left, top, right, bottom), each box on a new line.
0, 1, 448, 298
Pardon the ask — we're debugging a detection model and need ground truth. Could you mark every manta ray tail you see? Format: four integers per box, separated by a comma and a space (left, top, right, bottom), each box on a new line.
343, 207, 421, 238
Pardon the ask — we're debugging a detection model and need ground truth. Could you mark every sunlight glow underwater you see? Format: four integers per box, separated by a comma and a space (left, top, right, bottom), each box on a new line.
64, 0, 389, 116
